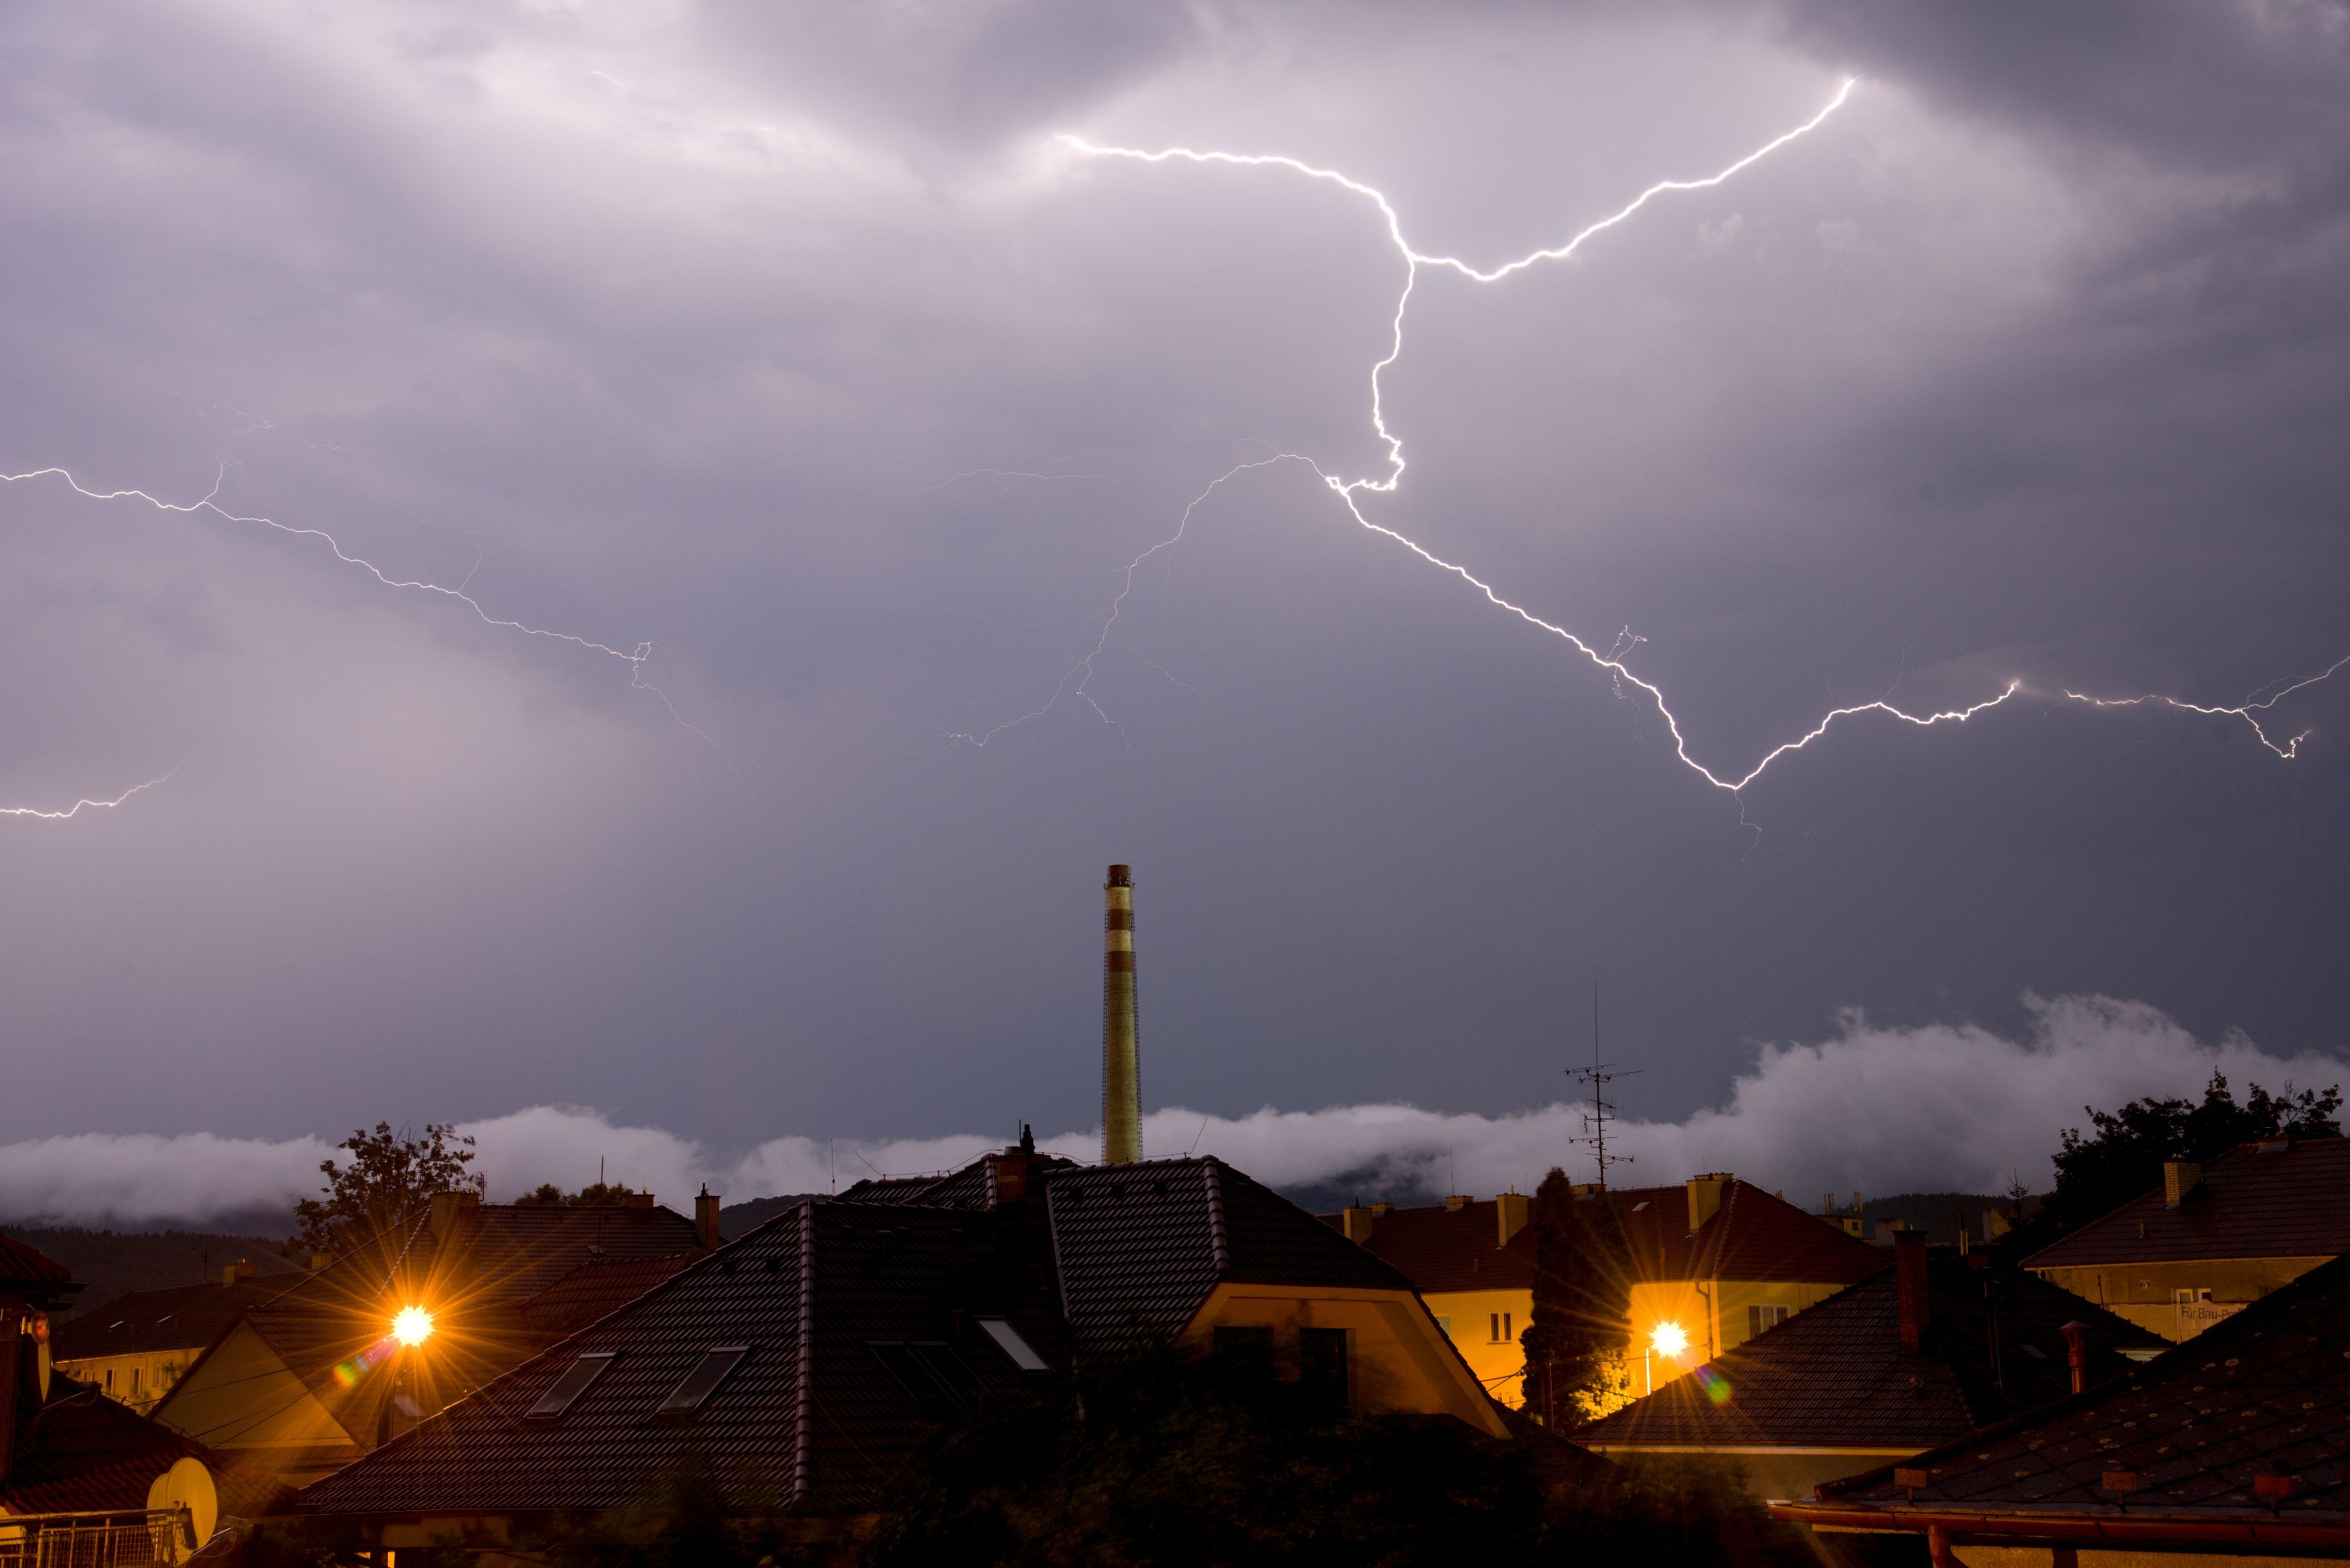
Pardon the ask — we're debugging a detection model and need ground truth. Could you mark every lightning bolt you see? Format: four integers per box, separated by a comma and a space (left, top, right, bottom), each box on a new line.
0, 771, 176, 820
2062, 653, 2350, 761
964, 78, 2343, 798
1, 461, 739, 809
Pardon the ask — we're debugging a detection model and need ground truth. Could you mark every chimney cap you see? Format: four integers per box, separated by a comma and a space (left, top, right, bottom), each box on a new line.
1106, 864, 1132, 887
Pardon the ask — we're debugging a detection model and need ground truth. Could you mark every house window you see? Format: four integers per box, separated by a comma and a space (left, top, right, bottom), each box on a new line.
130, 1367, 143, 1398
1747, 1304, 1790, 1339
1434, 1315, 1453, 1339
103, 1368, 114, 1393
1300, 1328, 1349, 1412
1489, 1312, 1513, 1344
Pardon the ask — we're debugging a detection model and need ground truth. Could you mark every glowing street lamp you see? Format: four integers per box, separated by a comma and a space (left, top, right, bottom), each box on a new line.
1643, 1320, 1689, 1396
392, 1306, 435, 1348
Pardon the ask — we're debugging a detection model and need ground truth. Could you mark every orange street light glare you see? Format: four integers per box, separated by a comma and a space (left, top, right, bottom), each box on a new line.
1649, 1321, 1689, 1360
392, 1306, 436, 1347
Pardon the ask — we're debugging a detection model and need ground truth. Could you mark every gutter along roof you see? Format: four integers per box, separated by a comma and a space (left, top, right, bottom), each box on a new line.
1776, 1249, 2350, 1549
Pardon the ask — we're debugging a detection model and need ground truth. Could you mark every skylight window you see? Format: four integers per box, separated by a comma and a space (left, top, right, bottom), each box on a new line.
656, 1346, 749, 1417
975, 1317, 1049, 1372
526, 1351, 616, 1419
868, 1342, 978, 1411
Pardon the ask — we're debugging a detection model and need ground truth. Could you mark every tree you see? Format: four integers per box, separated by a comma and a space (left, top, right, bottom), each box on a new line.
294, 1122, 483, 1258
514, 1180, 642, 1208
2016, 1071, 2342, 1245
1521, 1167, 1632, 1425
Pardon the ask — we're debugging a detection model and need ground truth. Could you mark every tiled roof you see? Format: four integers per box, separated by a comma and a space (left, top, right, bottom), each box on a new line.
53, 1276, 307, 1360
0, 1232, 75, 1293
1049, 1158, 1410, 1357
298, 1201, 1053, 1519
154, 1201, 703, 1448
517, 1254, 699, 1337
842, 1151, 1082, 1211
1799, 1251, 2350, 1542
1316, 1202, 1538, 1295
0, 1376, 209, 1516
299, 1153, 1435, 1523
1579, 1252, 2165, 1452
1591, 1180, 1888, 1285
2027, 1137, 2350, 1269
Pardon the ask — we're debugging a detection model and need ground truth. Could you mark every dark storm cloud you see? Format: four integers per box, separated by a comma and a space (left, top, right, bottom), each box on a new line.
0, 1, 2342, 1172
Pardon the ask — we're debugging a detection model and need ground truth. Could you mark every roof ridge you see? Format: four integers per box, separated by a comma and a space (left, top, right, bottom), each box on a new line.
1202, 1162, 1230, 1275
791, 1201, 815, 1510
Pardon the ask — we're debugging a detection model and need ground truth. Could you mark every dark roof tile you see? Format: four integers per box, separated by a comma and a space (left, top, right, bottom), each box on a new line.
1580, 1252, 2164, 1451
1811, 1250, 2350, 1528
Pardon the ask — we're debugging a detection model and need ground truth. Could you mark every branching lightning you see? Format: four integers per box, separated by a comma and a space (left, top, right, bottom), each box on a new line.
2, 462, 736, 815
964, 78, 2345, 798
0, 771, 176, 821
2061, 654, 2350, 761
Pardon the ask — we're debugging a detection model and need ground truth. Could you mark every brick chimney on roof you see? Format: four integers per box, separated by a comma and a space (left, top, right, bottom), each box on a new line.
2164, 1160, 2202, 1208
694, 1186, 721, 1251
1686, 1172, 1732, 1235
1496, 1191, 1532, 1248
1894, 1228, 1929, 1352
1102, 865, 1142, 1165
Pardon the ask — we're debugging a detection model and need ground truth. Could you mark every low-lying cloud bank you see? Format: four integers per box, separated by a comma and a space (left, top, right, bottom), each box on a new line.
5, 996, 2341, 1228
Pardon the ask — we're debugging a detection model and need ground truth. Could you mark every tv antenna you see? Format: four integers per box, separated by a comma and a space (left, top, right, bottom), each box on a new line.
1569, 980, 1640, 1189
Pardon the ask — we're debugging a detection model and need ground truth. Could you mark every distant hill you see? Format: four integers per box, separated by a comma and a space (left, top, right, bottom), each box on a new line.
11, 1228, 302, 1318
718, 1194, 822, 1240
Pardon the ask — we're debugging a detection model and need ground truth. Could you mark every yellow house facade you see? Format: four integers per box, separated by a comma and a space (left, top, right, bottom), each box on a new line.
2027, 1138, 2350, 1342
52, 1263, 301, 1418
1180, 1281, 1509, 1438
1331, 1173, 1887, 1415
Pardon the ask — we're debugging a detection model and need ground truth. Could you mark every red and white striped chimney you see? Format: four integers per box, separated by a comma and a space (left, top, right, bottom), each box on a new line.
1102, 865, 1141, 1165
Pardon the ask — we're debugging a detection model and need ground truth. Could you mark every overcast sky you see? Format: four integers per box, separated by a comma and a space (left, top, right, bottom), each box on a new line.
2, 2, 2345, 1194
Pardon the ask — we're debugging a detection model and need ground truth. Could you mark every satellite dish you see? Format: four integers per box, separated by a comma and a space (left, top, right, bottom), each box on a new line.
145, 1456, 218, 1563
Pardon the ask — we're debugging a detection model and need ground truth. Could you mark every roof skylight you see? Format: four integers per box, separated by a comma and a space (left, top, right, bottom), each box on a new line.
656, 1346, 749, 1417
976, 1317, 1049, 1372
526, 1351, 616, 1419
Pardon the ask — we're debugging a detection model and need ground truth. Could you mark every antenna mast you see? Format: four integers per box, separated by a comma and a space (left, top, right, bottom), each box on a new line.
1569, 980, 1640, 1189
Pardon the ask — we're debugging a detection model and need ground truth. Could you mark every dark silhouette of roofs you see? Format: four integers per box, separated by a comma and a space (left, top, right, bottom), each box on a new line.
154, 1200, 703, 1453
1579, 1250, 2164, 1452
298, 1154, 1428, 1522
1049, 1159, 1410, 1356
0, 1376, 211, 1517
0, 1233, 77, 1300
53, 1274, 305, 1361
2027, 1136, 2350, 1269
1316, 1201, 1538, 1293
1582, 1180, 1885, 1284
1325, 1180, 1882, 1295
1784, 1249, 2350, 1552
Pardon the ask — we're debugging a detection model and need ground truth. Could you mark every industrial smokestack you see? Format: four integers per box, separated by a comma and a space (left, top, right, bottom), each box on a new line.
1102, 864, 1141, 1165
